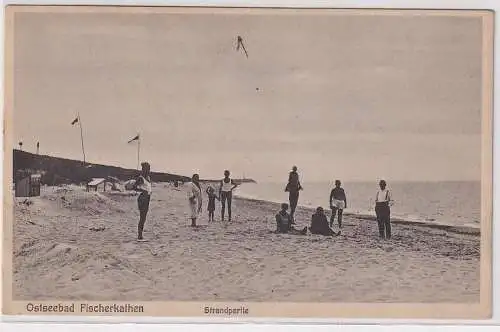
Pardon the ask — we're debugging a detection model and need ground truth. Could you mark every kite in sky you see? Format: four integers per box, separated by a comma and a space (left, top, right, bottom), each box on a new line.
236, 35, 248, 58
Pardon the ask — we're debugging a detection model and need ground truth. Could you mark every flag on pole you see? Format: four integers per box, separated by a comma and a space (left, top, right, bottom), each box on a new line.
128, 134, 141, 170
71, 114, 86, 164
128, 134, 140, 143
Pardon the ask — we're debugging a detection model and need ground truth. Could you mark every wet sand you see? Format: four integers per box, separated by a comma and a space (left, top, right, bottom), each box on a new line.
13, 183, 480, 302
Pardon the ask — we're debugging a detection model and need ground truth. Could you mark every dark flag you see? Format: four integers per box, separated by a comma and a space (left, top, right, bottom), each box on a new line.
70, 114, 86, 165
128, 134, 140, 143
128, 133, 141, 170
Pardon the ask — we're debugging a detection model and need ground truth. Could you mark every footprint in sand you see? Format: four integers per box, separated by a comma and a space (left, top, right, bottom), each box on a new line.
271, 269, 283, 276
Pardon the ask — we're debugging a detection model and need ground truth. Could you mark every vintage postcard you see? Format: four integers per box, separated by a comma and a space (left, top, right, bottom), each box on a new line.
2, 5, 494, 319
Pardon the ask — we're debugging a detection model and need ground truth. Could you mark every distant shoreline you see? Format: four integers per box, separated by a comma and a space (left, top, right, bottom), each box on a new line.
201, 179, 257, 185
13, 149, 191, 184
13, 149, 257, 185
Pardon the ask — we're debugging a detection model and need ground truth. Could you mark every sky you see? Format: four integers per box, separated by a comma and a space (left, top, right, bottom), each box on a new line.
12, 9, 484, 182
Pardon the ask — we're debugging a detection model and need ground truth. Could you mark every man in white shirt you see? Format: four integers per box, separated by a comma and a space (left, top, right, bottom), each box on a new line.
375, 180, 393, 239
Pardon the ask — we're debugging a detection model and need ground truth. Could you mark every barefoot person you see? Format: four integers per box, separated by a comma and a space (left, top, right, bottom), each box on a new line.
375, 180, 393, 239
285, 166, 303, 223
188, 174, 202, 227
206, 185, 219, 222
275, 203, 307, 235
134, 162, 152, 242
329, 180, 347, 228
309, 207, 341, 236
219, 170, 238, 222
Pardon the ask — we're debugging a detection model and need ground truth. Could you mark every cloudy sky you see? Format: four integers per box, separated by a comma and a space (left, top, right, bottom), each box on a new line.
12, 8, 484, 182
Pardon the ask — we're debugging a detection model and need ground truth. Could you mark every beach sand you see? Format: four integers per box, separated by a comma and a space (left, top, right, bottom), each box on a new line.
12, 183, 480, 302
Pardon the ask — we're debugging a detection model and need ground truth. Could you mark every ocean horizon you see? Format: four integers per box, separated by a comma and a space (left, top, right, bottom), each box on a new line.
234, 180, 481, 229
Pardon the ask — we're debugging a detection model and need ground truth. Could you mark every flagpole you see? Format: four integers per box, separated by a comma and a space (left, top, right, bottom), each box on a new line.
78, 113, 86, 165
137, 133, 140, 170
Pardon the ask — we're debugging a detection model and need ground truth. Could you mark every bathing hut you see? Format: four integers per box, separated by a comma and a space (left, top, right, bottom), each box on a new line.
86, 178, 107, 192
15, 174, 42, 197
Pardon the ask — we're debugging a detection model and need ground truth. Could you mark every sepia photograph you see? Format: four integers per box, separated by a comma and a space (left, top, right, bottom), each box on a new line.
2, 5, 493, 319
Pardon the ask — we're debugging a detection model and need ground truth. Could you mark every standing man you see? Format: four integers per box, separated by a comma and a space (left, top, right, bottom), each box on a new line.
134, 162, 152, 242
329, 180, 347, 228
375, 180, 393, 239
285, 166, 303, 223
219, 170, 238, 222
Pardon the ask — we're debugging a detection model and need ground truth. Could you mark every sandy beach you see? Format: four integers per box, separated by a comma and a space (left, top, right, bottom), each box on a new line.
13, 183, 480, 303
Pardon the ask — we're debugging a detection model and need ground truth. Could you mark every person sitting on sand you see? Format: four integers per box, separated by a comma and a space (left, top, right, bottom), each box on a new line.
134, 162, 152, 242
375, 180, 393, 239
285, 166, 303, 223
329, 180, 347, 228
206, 185, 219, 222
188, 174, 203, 227
275, 203, 308, 235
309, 207, 341, 236
219, 170, 238, 222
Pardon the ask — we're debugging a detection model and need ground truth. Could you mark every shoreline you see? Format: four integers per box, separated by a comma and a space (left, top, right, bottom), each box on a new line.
234, 194, 480, 236
31, 182, 480, 235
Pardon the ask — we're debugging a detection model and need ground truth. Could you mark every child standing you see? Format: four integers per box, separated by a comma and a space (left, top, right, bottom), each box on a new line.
206, 185, 219, 222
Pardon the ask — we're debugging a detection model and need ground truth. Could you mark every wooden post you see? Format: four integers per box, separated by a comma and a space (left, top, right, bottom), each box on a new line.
137, 134, 140, 170
78, 114, 86, 165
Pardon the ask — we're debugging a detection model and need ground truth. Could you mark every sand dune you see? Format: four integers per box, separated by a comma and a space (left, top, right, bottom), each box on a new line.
13, 184, 480, 302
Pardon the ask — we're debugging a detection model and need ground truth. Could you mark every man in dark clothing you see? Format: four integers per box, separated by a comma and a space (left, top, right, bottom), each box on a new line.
275, 203, 307, 235
329, 180, 347, 228
375, 180, 393, 239
285, 166, 303, 223
310, 207, 341, 236
134, 162, 152, 242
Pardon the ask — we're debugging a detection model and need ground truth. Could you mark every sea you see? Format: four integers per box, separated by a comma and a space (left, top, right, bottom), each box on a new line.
235, 181, 481, 229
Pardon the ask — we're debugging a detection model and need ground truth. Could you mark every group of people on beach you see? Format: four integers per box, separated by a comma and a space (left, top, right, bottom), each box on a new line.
278, 166, 342, 237
187, 170, 239, 227
280, 166, 393, 239
133, 162, 240, 241
132, 162, 394, 242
